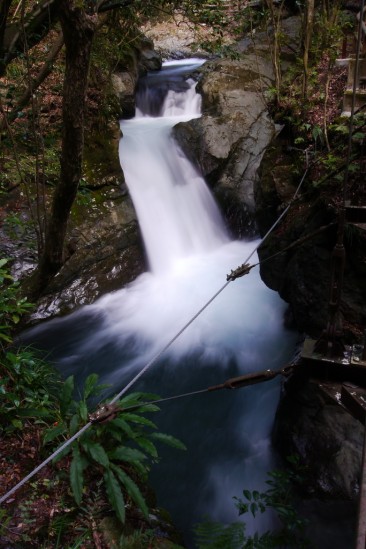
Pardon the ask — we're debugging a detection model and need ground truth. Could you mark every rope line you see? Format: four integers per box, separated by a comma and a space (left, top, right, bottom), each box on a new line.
0, 423, 91, 505
0, 163, 309, 506
108, 279, 231, 405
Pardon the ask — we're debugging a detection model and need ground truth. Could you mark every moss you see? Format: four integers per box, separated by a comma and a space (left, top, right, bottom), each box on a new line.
83, 122, 123, 188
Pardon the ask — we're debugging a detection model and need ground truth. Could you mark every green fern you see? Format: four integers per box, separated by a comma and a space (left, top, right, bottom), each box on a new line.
45, 374, 186, 524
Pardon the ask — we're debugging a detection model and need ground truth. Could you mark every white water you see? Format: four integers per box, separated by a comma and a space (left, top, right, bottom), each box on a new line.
22, 59, 298, 546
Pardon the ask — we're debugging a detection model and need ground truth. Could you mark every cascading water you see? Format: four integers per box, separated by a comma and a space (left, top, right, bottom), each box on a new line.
21, 59, 298, 546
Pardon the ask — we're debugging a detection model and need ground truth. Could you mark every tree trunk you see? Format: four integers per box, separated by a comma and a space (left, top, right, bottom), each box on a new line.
37, 1, 97, 291
0, 0, 13, 75
302, 0, 315, 99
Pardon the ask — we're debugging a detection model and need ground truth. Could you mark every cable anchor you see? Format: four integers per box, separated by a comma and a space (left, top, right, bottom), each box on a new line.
226, 262, 253, 282
89, 403, 121, 424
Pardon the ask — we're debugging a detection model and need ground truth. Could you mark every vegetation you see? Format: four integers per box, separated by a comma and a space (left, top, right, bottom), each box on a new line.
0, 262, 186, 546
195, 457, 309, 549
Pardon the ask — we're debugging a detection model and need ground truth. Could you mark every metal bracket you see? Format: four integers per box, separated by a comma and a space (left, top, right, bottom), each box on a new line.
226, 263, 253, 282
89, 403, 121, 424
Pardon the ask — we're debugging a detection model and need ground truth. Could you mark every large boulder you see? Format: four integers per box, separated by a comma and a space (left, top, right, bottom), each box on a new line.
173, 53, 277, 237
255, 138, 366, 337
273, 375, 363, 499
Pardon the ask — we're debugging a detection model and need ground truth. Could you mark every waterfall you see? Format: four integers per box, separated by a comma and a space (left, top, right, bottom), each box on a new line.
21, 59, 298, 546
119, 77, 228, 274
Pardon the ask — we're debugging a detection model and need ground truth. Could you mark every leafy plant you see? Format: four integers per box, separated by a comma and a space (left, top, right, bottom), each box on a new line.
0, 508, 11, 538
45, 374, 186, 524
0, 258, 33, 345
195, 456, 309, 548
0, 348, 60, 431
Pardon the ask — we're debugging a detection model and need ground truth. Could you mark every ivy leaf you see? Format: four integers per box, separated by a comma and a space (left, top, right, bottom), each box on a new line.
111, 464, 148, 518
104, 469, 125, 524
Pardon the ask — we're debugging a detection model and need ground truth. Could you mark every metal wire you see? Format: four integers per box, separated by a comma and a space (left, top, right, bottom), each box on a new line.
0, 161, 309, 506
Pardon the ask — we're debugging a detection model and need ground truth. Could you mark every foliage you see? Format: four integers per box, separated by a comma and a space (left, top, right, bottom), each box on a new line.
0, 347, 61, 432
0, 258, 33, 344
195, 456, 309, 549
45, 374, 186, 524
0, 259, 57, 433
118, 527, 183, 548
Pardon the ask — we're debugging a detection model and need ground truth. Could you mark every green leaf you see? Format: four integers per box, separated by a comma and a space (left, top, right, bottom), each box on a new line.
119, 392, 159, 406
69, 413, 80, 436
110, 417, 135, 438
83, 373, 99, 399
43, 424, 66, 444
109, 446, 147, 463
52, 443, 71, 464
15, 407, 51, 418
11, 419, 22, 429
111, 464, 148, 518
135, 436, 158, 458
70, 445, 85, 506
60, 376, 74, 418
78, 400, 88, 423
243, 489, 252, 501
132, 403, 160, 414
120, 412, 157, 429
82, 440, 109, 467
150, 432, 186, 450
104, 469, 125, 524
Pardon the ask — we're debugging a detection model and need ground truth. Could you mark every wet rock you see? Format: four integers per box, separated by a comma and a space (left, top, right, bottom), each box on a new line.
173, 55, 276, 238
273, 375, 363, 500
255, 138, 366, 337
30, 219, 146, 322
111, 35, 162, 118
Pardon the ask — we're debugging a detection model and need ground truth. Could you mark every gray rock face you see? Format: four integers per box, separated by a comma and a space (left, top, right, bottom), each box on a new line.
273, 376, 363, 500
173, 55, 277, 237
30, 215, 145, 322
255, 138, 366, 337
111, 35, 162, 119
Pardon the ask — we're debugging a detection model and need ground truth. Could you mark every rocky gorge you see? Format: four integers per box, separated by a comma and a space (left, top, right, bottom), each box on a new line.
2, 7, 365, 546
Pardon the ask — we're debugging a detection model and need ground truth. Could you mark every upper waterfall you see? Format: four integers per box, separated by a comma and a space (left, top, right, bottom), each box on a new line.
119, 60, 228, 274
